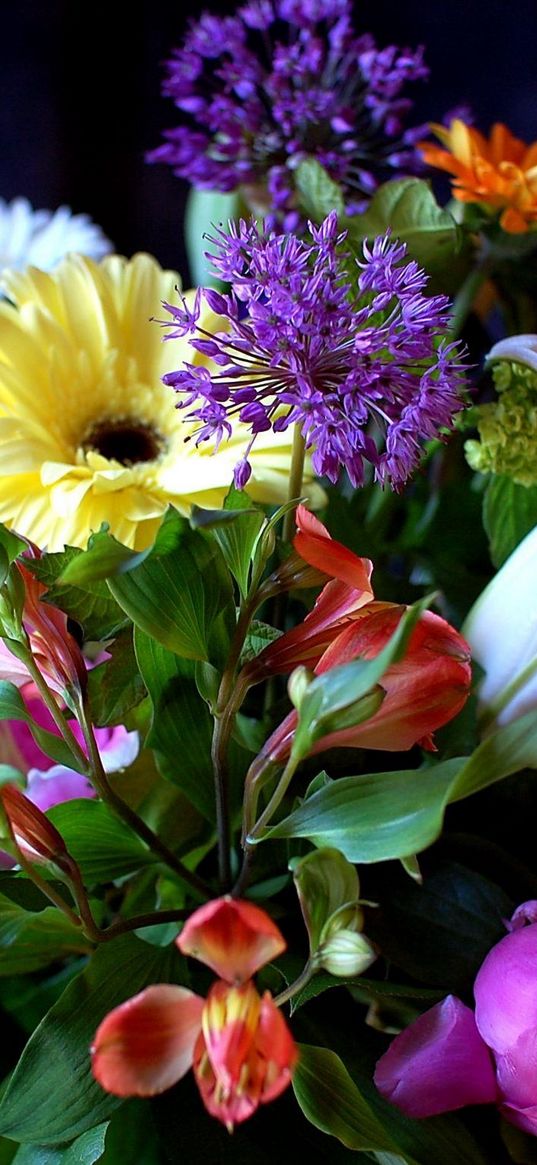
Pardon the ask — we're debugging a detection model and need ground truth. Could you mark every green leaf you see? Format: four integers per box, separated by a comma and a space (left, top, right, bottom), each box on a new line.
264, 707, 537, 860
11, 1123, 108, 1163
107, 510, 235, 663
47, 800, 156, 883
293, 1044, 412, 1159
0, 525, 26, 565
184, 187, 241, 287
57, 528, 150, 587
24, 547, 127, 641
134, 630, 215, 821
0, 894, 90, 975
190, 499, 266, 598
295, 159, 345, 220
482, 474, 537, 566
0, 933, 182, 1144
0, 682, 84, 772
346, 179, 460, 272
86, 628, 146, 727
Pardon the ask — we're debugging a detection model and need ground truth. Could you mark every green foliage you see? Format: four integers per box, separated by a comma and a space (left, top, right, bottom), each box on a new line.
262, 706, 537, 858
26, 546, 128, 641
345, 179, 461, 273
0, 895, 90, 975
0, 934, 182, 1144
482, 474, 537, 566
47, 800, 156, 883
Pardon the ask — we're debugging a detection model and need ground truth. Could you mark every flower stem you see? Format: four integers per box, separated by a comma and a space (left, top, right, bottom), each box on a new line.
211, 595, 259, 890
75, 700, 210, 900
273, 960, 316, 1008
246, 752, 300, 843
449, 254, 492, 339
282, 425, 307, 543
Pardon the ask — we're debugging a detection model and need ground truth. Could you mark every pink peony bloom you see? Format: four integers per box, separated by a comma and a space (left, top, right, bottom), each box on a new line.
374, 902, 537, 1136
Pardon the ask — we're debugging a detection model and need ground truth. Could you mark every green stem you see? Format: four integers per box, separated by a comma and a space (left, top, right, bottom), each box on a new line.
8, 839, 82, 929
281, 426, 307, 544
449, 256, 492, 339
246, 752, 300, 844
20, 653, 88, 771
478, 656, 537, 733
273, 960, 316, 1008
211, 595, 260, 890
76, 701, 210, 900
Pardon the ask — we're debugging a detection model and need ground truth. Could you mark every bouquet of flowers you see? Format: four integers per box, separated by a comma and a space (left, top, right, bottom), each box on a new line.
1, 3, 537, 1162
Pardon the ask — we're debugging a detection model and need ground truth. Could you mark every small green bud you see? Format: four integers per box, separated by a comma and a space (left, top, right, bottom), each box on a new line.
316, 929, 377, 978
288, 665, 315, 711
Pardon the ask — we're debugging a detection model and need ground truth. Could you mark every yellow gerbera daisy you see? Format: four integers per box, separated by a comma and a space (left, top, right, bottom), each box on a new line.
0, 253, 324, 550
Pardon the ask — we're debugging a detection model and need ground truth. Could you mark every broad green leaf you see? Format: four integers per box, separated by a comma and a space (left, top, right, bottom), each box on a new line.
264, 708, 537, 859
11, 1123, 108, 1163
86, 628, 146, 727
0, 683, 84, 772
98, 1101, 161, 1164
293, 1044, 413, 1159
106, 511, 235, 663
0, 895, 90, 975
346, 179, 460, 272
184, 186, 241, 287
261, 759, 462, 859
482, 474, 537, 566
190, 501, 265, 598
0, 933, 182, 1144
47, 800, 156, 883
295, 159, 345, 219
134, 630, 215, 821
24, 547, 126, 641
57, 528, 150, 587
0, 525, 25, 565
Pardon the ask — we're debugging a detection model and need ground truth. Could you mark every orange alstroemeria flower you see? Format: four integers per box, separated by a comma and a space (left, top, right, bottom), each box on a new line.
418, 119, 537, 234
91, 897, 297, 1130
243, 506, 471, 761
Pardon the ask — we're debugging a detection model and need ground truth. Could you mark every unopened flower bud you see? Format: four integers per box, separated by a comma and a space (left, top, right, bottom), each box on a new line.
0, 782, 76, 877
317, 929, 377, 977
288, 665, 314, 711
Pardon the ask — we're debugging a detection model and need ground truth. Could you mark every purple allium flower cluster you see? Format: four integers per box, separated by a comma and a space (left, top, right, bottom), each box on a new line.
161, 212, 467, 491
148, 0, 428, 223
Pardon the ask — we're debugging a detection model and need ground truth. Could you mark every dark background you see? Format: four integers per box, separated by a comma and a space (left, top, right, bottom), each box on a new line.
1, 0, 536, 284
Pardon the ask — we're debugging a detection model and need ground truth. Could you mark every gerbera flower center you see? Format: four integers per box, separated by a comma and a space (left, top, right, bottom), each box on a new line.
82, 418, 165, 466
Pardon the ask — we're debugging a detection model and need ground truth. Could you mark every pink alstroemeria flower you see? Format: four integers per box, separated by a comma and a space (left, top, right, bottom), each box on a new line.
374, 902, 537, 1137
243, 507, 471, 763
91, 897, 298, 1130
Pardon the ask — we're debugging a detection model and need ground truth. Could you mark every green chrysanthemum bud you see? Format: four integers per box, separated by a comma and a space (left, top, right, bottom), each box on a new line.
465, 349, 537, 486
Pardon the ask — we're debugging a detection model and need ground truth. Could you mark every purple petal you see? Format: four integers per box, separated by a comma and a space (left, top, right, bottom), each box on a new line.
474, 924, 537, 1055
374, 996, 498, 1118
93, 726, 140, 773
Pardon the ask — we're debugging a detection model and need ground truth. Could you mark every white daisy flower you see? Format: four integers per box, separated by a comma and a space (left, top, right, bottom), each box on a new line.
0, 196, 112, 271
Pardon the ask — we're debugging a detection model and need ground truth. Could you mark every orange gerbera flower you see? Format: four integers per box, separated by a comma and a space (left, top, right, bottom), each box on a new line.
419, 119, 537, 233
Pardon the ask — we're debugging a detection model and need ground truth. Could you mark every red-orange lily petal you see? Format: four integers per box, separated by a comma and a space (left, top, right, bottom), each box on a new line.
260, 606, 471, 765
91, 984, 204, 1097
244, 507, 374, 683
177, 896, 286, 984
293, 505, 374, 596
193, 979, 298, 1129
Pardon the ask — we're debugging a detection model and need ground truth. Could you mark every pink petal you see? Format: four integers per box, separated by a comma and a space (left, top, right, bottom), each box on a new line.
177, 897, 286, 983
497, 1028, 537, 1136
474, 924, 537, 1055
91, 984, 204, 1097
26, 766, 96, 812
374, 996, 498, 1118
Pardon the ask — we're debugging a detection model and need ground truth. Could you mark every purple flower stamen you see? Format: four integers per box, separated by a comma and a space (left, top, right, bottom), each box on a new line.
161, 212, 467, 491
